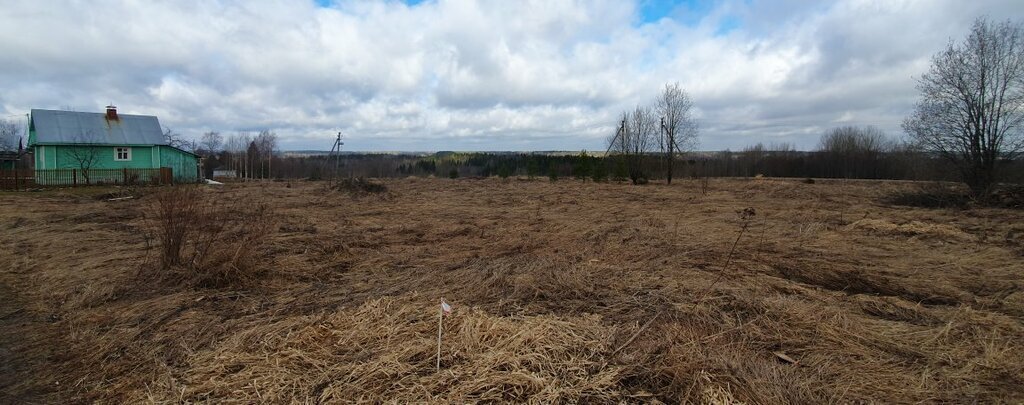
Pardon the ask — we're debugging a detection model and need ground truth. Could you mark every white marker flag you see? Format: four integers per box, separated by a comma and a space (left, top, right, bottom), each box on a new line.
437, 300, 452, 370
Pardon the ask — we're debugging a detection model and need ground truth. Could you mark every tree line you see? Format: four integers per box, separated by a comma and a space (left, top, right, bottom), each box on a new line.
215, 124, 1020, 185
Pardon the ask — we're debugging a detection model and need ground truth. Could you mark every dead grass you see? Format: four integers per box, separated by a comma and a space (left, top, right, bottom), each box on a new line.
847, 218, 976, 241
1, 177, 1023, 403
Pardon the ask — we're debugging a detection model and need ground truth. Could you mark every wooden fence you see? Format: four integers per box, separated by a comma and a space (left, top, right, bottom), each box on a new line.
0, 168, 173, 190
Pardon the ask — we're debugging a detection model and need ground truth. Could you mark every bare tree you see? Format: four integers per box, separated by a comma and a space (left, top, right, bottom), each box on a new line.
254, 130, 278, 179
656, 82, 699, 184
818, 126, 893, 178
903, 17, 1024, 197
68, 131, 101, 184
199, 131, 223, 156
818, 126, 890, 155
224, 132, 251, 178
0, 118, 21, 152
607, 105, 657, 184
164, 127, 196, 152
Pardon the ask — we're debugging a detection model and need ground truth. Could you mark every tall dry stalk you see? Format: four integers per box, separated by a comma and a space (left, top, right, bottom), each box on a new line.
694, 207, 755, 303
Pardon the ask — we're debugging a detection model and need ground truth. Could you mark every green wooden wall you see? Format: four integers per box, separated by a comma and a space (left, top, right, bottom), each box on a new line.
34, 144, 199, 182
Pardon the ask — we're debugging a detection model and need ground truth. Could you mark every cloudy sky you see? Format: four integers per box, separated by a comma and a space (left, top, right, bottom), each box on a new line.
2, 0, 1022, 151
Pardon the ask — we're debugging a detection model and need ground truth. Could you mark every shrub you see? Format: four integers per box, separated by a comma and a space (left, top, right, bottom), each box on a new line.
526, 160, 540, 179
591, 161, 608, 182
497, 165, 513, 179
884, 183, 970, 209
449, 168, 459, 179
573, 153, 591, 180
146, 186, 275, 288
150, 186, 202, 268
308, 166, 323, 181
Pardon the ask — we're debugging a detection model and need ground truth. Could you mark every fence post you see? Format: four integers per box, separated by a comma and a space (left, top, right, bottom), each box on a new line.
123, 168, 128, 185
73, 169, 77, 186
14, 167, 19, 191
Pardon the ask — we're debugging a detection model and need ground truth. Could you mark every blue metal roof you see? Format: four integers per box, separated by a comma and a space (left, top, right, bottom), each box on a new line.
29, 109, 166, 146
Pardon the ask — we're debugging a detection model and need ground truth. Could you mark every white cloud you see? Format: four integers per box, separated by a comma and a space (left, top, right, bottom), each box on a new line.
1, 0, 1022, 151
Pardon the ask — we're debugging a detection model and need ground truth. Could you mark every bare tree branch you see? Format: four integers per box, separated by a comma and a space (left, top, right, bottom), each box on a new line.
904, 17, 1024, 197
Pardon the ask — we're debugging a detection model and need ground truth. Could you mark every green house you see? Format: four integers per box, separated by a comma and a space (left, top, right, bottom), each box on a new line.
27, 106, 199, 184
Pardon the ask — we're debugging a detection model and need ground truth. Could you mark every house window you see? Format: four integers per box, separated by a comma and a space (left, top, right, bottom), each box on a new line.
114, 147, 131, 161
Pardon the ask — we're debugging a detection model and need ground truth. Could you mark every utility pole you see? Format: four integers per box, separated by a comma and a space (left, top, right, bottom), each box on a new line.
603, 118, 627, 157
329, 132, 344, 179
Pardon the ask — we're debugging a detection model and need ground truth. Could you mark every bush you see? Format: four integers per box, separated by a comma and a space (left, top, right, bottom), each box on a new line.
332, 177, 387, 196
449, 168, 459, 179
884, 183, 970, 209
146, 186, 275, 288
886, 183, 1024, 209
591, 161, 608, 182
497, 165, 513, 179
308, 166, 323, 181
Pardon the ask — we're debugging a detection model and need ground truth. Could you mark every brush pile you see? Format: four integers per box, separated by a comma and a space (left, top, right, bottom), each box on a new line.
331, 176, 388, 196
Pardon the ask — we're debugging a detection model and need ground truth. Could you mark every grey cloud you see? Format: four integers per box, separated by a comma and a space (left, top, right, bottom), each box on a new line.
2, 0, 1024, 151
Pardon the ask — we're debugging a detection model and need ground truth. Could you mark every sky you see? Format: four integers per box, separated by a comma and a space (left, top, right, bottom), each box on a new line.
1, 0, 1023, 152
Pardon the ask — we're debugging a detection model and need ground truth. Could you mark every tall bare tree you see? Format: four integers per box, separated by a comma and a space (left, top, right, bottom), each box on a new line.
0, 118, 21, 152
607, 105, 657, 184
903, 17, 1024, 197
255, 130, 278, 179
224, 132, 252, 179
656, 82, 698, 184
199, 131, 223, 156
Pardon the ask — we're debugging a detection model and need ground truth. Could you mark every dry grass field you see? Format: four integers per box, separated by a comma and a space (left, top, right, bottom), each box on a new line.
1, 177, 1023, 403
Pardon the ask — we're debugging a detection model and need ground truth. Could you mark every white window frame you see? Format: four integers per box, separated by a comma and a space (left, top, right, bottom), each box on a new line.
114, 147, 132, 161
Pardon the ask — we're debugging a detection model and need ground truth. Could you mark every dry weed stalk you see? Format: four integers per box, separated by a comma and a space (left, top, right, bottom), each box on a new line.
613, 208, 756, 357
696, 207, 755, 303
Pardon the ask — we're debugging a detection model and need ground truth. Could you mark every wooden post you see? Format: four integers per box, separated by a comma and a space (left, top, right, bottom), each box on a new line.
72, 169, 77, 186
123, 168, 128, 185
14, 167, 19, 191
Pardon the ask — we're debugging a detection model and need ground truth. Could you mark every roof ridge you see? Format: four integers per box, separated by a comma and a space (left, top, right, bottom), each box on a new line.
29, 108, 158, 119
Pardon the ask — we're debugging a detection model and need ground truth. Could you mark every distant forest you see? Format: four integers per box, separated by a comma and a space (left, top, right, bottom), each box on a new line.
212, 147, 1023, 185
198, 126, 1022, 184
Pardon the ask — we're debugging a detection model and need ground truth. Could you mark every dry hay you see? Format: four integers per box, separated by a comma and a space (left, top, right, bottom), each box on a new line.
846, 218, 975, 241
153, 295, 621, 403
2, 178, 1024, 403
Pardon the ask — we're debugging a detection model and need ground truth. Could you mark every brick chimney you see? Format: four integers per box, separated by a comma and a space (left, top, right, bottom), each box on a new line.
105, 105, 118, 121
